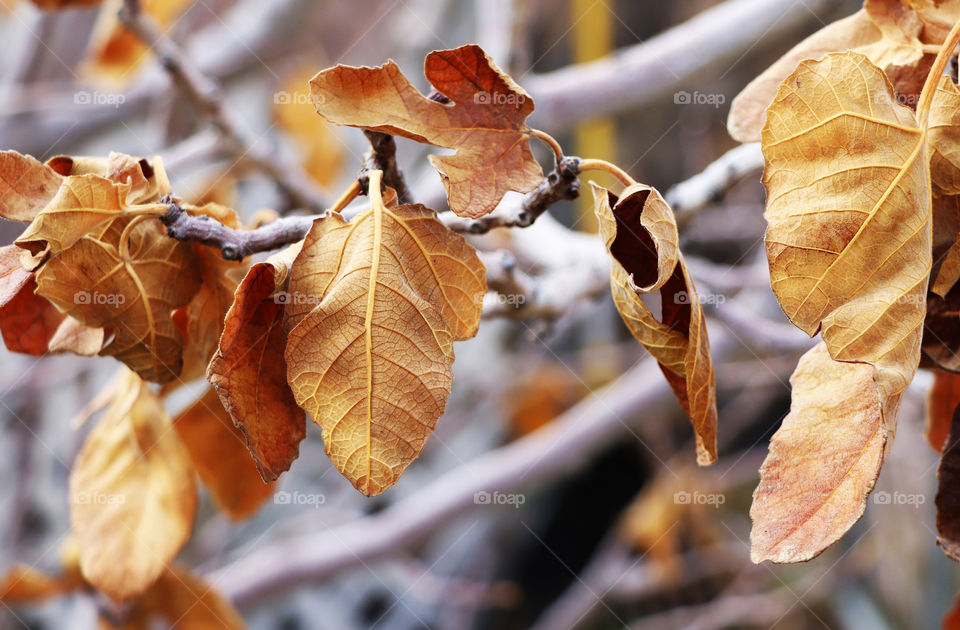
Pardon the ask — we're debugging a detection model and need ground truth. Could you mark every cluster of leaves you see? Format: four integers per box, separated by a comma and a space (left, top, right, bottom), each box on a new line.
0, 41, 721, 615
728, 0, 960, 565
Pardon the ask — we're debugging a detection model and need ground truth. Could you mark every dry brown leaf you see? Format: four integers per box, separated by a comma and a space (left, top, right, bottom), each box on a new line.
207, 244, 306, 482
284, 171, 486, 495
756, 51, 932, 561
922, 285, 960, 372
592, 182, 717, 465
763, 51, 927, 429
34, 216, 201, 382
865, 0, 960, 46
30, 0, 102, 9
174, 205, 244, 382
0, 245, 103, 355
0, 564, 84, 603
933, 196, 960, 297
174, 388, 274, 520
310, 44, 542, 218
751, 342, 886, 563
937, 401, 960, 560
929, 76, 960, 195
946, 593, 960, 630
70, 369, 197, 600
727, 9, 930, 143
0, 151, 64, 222
928, 370, 960, 452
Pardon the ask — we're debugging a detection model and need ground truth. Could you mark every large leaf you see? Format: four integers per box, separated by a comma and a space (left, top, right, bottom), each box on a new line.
34, 216, 201, 382
310, 44, 542, 218
284, 172, 485, 495
591, 183, 717, 465
751, 342, 886, 562
70, 370, 197, 600
757, 51, 931, 560
173, 388, 274, 520
207, 244, 306, 482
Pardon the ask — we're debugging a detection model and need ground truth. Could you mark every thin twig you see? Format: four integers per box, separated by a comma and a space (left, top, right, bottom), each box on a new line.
360, 131, 413, 204
118, 0, 328, 213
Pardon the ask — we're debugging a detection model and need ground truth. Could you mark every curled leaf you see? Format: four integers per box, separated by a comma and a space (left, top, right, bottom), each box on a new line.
284, 172, 485, 495
70, 370, 197, 600
592, 183, 717, 465
310, 44, 542, 218
207, 244, 306, 482
0, 151, 63, 222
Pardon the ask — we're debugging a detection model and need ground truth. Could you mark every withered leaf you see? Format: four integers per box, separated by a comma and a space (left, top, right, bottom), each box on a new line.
0, 151, 63, 222
70, 370, 197, 600
35, 216, 201, 382
927, 370, 960, 452
136, 564, 247, 629
937, 402, 960, 561
751, 342, 886, 563
310, 44, 542, 218
174, 388, 274, 520
207, 244, 306, 482
728, 8, 931, 143
0, 245, 102, 356
865, 0, 960, 46
763, 51, 927, 433
922, 285, 960, 372
592, 182, 717, 465
928, 76, 960, 195
284, 171, 485, 495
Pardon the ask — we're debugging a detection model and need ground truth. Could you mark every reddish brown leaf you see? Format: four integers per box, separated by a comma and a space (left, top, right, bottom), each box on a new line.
928, 371, 960, 452
937, 403, 960, 561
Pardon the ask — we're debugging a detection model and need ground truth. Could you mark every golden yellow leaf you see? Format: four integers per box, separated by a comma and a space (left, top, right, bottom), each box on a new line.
763, 51, 928, 425
34, 215, 201, 382
174, 388, 274, 520
284, 171, 486, 495
310, 44, 542, 218
207, 244, 306, 481
139, 565, 247, 629
86, 0, 193, 81
275, 69, 345, 188
751, 342, 886, 563
70, 369, 197, 600
592, 183, 717, 465
728, 9, 931, 143
0, 150, 63, 222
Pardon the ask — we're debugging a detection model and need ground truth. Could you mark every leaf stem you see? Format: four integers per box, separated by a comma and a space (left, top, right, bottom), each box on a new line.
330, 180, 362, 215
916, 19, 960, 127
528, 128, 564, 162
576, 158, 637, 187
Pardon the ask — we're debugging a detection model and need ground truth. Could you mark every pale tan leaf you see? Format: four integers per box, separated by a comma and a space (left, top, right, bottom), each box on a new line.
0, 150, 64, 222
592, 183, 718, 465
284, 171, 486, 495
751, 342, 887, 563
174, 389, 274, 520
70, 369, 197, 600
763, 52, 928, 423
728, 9, 928, 142
310, 44, 542, 218
929, 76, 960, 195
206, 244, 306, 482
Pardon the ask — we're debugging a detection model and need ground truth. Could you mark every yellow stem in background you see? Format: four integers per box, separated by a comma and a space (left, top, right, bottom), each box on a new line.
329, 180, 362, 214
577, 158, 637, 187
